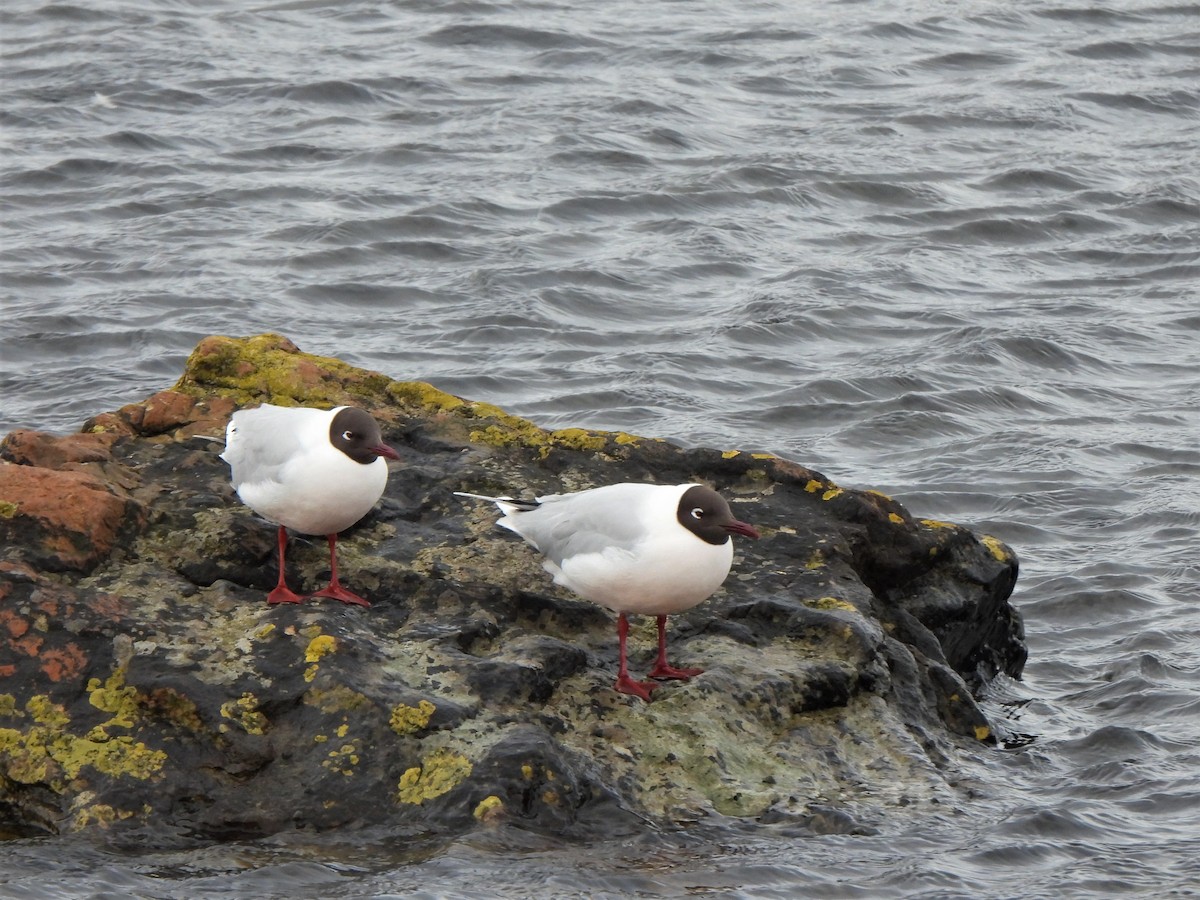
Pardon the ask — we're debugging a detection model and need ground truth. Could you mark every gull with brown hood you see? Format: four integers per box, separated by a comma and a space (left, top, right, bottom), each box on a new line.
457, 482, 760, 701
221, 404, 400, 607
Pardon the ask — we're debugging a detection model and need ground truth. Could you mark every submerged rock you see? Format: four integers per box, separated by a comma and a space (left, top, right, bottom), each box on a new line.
0, 334, 1024, 841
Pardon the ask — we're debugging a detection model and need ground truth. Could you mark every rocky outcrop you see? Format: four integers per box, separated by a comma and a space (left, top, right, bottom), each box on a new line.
0, 334, 1024, 841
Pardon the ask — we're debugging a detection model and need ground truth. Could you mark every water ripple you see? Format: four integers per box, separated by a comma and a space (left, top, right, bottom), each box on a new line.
3, 0, 1199, 895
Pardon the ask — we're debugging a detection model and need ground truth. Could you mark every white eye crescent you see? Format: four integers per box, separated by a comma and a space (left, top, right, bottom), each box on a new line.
691, 508, 704, 519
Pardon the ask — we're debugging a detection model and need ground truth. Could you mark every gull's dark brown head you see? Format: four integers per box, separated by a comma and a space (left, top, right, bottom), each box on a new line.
676, 485, 761, 546
329, 407, 400, 465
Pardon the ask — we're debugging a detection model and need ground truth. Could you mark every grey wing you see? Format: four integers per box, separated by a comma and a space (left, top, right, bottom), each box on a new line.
509, 489, 648, 567
220, 405, 312, 489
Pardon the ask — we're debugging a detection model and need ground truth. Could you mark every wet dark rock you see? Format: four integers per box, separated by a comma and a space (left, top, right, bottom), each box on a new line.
0, 333, 1025, 842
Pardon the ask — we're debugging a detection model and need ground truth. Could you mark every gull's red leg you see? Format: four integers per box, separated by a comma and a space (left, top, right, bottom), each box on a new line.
310, 534, 370, 607
613, 613, 658, 701
648, 614, 703, 680
266, 525, 304, 605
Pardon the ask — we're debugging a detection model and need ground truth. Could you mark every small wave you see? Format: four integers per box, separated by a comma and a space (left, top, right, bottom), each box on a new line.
421, 23, 608, 50
918, 212, 1117, 246
1066, 39, 1154, 59
100, 130, 179, 152
817, 179, 945, 209
976, 168, 1091, 194
1036, 7, 1150, 25
1070, 89, 1200, 116
545, 148, 653, 169
914, 50, 1018, 71
277, 80, 388, 106
226, 144, 348, 164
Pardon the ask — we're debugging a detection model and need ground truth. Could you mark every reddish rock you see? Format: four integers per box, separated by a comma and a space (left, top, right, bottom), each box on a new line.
0, 431, 118, 469
0, 464, 135, 572
139, 391, 199, 435
81, 392, 236, 440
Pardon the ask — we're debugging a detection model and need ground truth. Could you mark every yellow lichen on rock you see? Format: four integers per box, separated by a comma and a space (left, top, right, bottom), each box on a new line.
304, 685, 372, 714
805, 596, 858, 614
390, 700, 436, 736
86, 668, 139, 730
322, 740, 360, 776
395, 748, 473, 805
219, 692, 267, 735
0, 692, 166, 787
305, 634, 337, 663
920, 519, 958, 530
981, 535, 1010, 563
473, 794, 504, 822
304, 633, 337, 683
68, 796, 152, 831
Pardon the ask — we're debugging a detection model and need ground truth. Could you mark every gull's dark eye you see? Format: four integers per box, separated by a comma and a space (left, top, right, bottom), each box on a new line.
691, 508, 704, 519
342, 430, 355, 441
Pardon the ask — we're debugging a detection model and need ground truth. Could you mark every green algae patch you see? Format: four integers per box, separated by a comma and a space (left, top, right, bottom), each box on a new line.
168, 333, 653, 461
395, 748, 473, 804
172, 333, 396, 410
386, 380, 467, 414
614, 432, 646, 445
390, 700, 436, 736
550, 428, 606, 453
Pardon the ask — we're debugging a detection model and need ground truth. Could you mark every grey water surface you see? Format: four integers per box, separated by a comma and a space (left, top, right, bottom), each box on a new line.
2, 0, 1199, 896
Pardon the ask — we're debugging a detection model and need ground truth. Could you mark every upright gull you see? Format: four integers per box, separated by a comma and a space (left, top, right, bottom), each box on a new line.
457, 482, 760, 700
221, 404, 400, 606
